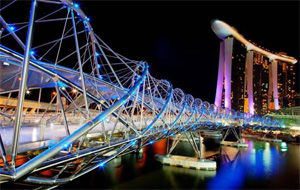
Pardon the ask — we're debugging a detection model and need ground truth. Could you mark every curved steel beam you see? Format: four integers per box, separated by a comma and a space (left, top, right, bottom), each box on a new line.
14, 63, 148, 180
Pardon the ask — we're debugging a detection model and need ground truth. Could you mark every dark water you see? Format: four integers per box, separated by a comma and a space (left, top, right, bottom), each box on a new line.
60, 138, 300, 189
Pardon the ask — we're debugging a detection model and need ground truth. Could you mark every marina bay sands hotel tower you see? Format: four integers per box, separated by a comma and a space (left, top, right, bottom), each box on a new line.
212, 20, 297, 115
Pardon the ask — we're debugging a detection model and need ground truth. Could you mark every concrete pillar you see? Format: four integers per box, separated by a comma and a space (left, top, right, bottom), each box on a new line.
245, 51, 254, 114
271, 60, 279, 110
224, 37, 234, 109
214, 42, 225, 108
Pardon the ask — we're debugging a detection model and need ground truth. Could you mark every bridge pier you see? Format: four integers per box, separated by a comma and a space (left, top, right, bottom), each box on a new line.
257, 131, 282, 142
155, 131, 217, 170
221, 126, 248, 148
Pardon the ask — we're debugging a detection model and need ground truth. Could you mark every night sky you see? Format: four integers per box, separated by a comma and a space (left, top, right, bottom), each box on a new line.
80, 1, 299, 103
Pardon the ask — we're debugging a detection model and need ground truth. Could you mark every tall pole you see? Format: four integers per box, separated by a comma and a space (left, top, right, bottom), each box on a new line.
214, 42, 225, 108
71, 9, 90, 116
224, 37, 234, 109
11, 0, 37, 168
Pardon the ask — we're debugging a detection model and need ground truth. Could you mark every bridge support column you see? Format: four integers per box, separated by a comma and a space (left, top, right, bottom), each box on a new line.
221, 126, 248, 148
156, 132, 216, 170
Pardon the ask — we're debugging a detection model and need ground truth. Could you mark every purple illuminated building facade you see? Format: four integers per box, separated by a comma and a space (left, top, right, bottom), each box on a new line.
212, 20, 297, 115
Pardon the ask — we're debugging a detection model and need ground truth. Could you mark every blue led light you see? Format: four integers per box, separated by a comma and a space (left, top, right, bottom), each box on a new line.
99, 162, 105, 167
63, 143, 69, 149
84, 22, 89, 28
86, 17, 90, 21
95, 52, 100, 57
97, 64, 101, 69
30, 50, 35, 55
8, 26, 15, 32
132, 141, 136, 146
149, 141, 154, 144
74, 3, 79, 8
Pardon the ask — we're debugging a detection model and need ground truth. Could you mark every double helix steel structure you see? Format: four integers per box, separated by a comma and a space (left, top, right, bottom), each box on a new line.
0, 0, 283, 186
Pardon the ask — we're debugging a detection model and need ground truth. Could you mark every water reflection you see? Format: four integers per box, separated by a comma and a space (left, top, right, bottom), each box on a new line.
60, 138, 299, 189
207, 156, 245, 189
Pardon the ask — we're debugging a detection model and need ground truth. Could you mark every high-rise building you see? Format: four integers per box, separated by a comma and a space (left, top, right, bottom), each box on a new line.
212, 19, 298, 115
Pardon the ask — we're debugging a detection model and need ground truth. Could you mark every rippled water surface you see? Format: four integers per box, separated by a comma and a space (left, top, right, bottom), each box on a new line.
61, 138, 300, 189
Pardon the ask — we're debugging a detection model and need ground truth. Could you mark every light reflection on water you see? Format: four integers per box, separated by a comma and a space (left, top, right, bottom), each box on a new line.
62, 138, 300, 189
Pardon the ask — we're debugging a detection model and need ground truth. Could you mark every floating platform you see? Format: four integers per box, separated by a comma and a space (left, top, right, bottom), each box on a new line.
241, 133, 259, 138
201, 131, 223, 138
220, 141, 248, 148
257, 137, 282, 143
169, 135, 200, 142
176, 137, 200, 142
155, 155, 217, 170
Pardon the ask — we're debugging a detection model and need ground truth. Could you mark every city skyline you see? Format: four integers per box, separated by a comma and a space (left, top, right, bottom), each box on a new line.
81, 1, 299, 104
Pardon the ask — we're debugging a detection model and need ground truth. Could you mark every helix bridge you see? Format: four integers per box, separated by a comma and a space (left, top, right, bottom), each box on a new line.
0, 0, 284, 187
